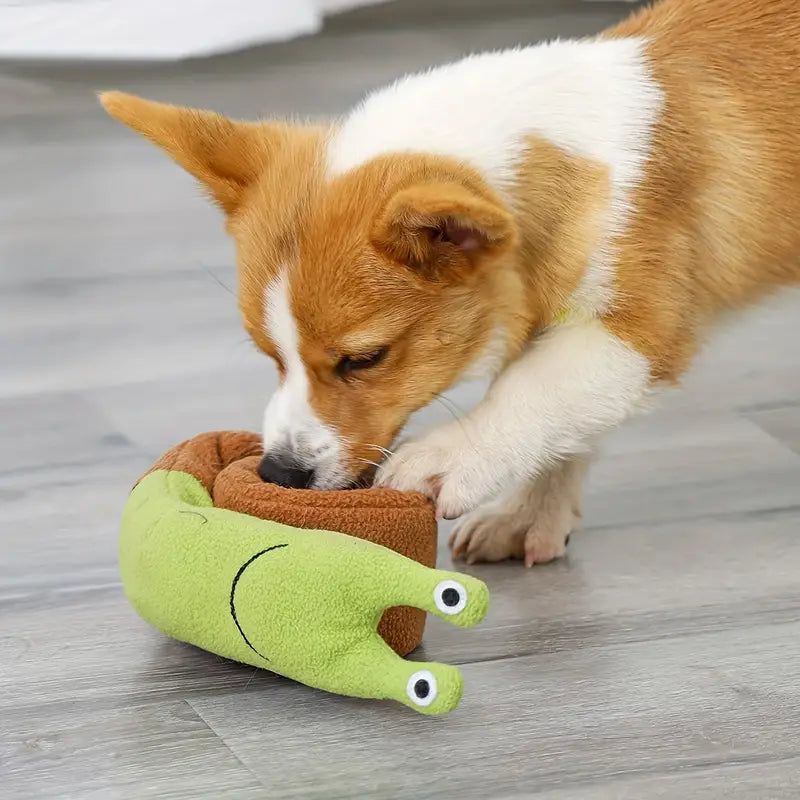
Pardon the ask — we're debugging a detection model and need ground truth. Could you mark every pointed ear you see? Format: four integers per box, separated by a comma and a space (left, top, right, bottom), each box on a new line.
98, 91, 275, 214
372, 182, 514, 280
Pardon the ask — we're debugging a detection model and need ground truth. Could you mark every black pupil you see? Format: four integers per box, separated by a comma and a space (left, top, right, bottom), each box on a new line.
414, 679, 430, 698
441, 587, 460, 607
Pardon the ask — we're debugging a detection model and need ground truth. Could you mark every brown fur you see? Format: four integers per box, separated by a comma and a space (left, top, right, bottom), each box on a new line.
99, 0, 800, 478
604, 0, 800, 379
98, 90, 605, 476
99, 88, 538, 476
275, 155, 523, 477
510, 137, 611, 331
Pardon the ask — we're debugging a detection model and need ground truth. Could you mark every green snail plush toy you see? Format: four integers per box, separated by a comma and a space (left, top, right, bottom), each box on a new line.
119, 432, 490, 715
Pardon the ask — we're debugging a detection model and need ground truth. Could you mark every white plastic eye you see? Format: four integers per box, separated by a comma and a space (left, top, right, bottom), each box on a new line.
434, 579, 467, 615
406, 670, 438, 707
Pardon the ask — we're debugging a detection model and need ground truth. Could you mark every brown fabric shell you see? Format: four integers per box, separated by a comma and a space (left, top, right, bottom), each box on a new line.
140, 431, 437, 656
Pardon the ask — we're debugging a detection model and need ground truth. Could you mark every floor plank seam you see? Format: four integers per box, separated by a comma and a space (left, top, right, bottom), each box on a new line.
582, 502, 800, 533
737, 399, 800, 413
0, 450, 147, 481
447, 601, 800, 667
0, 581, 124, 611
183, 697, 270, 791
520, 750, 800, 798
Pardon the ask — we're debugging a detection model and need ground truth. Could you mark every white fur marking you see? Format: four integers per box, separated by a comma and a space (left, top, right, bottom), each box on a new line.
471, 320, 652, 478
327, 37, 663, 317
377, 320, 653, 516
263, 271, 344, 488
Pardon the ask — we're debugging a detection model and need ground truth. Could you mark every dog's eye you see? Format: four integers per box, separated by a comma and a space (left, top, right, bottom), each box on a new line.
335, 347, 387, 378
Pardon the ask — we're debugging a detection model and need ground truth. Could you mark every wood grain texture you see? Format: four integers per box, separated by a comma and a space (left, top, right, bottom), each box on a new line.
188, 622, 800, 799
1, 0, 799, 797
2, 702, 266, 800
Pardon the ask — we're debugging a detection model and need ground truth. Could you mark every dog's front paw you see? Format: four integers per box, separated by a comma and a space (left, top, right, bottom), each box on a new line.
448, 503, 526, 564
375, 423, 503, 519
449, 497, 575, 567
374, 433, 453, 501
448, 459, 584, 566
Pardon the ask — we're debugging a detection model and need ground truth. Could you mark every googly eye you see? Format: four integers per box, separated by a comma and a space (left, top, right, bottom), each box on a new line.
406, 670, 437, 707
434, 579, 467, 615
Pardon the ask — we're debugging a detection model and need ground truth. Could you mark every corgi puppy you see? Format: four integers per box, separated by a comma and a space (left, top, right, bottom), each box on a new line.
101, 0, 800, 566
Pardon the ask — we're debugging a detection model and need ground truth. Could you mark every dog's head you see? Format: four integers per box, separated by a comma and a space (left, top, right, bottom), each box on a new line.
101, 93, 528, 488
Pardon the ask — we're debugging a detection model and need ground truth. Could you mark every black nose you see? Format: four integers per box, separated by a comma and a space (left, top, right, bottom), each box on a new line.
257, 453, 315, 489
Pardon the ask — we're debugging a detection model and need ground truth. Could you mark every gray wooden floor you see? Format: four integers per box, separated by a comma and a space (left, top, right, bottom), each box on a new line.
2, 1, 800, 798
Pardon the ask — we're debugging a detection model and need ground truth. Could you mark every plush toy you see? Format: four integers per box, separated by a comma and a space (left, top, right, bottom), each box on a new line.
119, 432, 489, 714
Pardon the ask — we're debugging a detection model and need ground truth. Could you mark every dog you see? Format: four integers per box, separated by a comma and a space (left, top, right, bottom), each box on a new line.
101, 0, 800, 567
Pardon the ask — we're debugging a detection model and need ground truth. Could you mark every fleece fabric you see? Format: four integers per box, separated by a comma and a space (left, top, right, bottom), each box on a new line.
120, 468, 490, 715
141, 430, 438, 655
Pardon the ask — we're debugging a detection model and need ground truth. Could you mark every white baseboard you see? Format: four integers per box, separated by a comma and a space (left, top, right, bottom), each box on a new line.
0, 0, 389, 61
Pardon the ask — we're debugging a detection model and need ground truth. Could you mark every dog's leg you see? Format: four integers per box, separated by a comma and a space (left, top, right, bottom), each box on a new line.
376, 319, 652, 520
448, 454, 589, 566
